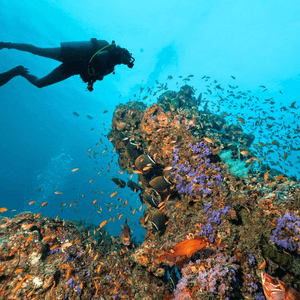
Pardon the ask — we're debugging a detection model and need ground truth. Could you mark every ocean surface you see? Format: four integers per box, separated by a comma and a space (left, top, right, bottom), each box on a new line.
1, 0, 300, 243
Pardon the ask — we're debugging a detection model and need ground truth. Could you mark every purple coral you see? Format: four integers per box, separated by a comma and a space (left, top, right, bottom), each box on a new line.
174, 253, 239, 298
173, 143, 222, 198
248, 254, 256, 265
270, 212, 300, 251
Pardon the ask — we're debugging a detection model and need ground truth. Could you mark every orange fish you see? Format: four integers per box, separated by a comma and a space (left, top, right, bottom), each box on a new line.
264, 171, 269, 183
54, 191, 63, 194
28, 201, 36, 205
203, 137, 213, 143
274, 175, 284, 181
0, 207, 8, 213
61, 242, 73, 249
100, 220, 108, 228
163, 166, 173, 171
142, 166, 152, 172
261, 271, 300, 300
240, 151, 249, 156
133, 170, 142, 174
237, 117, 245, 124
110, 191, 118, 198
41, 202, 48, 207
158, 236, 222, 260
71, 168, 79, 172
50, 244, 59, 250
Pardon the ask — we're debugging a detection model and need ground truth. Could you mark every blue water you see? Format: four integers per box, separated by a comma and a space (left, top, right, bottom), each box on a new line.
1, 0, 300, 241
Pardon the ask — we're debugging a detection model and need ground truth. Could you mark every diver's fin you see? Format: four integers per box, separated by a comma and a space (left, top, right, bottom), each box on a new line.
0, 42, 12, 50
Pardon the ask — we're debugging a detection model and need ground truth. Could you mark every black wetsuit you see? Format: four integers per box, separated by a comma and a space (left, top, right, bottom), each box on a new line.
60, 38, 116, 82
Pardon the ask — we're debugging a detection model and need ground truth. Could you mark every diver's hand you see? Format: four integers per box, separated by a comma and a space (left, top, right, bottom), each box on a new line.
12, 65, 29, 76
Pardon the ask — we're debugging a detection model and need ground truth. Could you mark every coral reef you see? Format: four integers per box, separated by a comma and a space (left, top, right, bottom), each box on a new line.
1, 84, 300, 299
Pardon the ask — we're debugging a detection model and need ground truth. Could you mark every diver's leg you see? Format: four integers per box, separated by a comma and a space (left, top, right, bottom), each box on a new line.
0, 42, 63, 62
21, 64, 72, 88
0, 66, 28, 87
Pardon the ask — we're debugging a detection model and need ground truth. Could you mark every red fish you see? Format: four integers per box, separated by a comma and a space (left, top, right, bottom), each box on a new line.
120, 219, 131, 246
261, 271, 300, 300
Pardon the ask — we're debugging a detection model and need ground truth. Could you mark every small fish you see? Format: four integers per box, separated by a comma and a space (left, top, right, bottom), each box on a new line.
87, 115, 93, 120
41, 202, 48, 207
142, 166, 152, 172
73, 111, 80, 117
237, 117, 245, 124
0, 207, 8, 213
50, 244, 59, 250
61, 242, 73, 249
203, 137, 213, 144
100, 220, 108, 228
120, 219, 131, 246
163, 166, 173, 171
28, 201, 36, 205
133, 170, 143, 174
92, 199, 98, 205
240, 151, 249, 156
103, 110, 108, 114
110, 191, 118, 198
71, 168, 79, 172
274, 175, 284, 181
54, 191, 63, 194
264, 171, 269, 183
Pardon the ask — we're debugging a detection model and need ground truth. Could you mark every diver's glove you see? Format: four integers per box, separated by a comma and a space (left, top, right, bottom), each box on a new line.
0, 42, 12, 49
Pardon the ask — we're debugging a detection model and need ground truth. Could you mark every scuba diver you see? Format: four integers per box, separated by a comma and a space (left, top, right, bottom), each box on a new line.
0, 38, 135, 91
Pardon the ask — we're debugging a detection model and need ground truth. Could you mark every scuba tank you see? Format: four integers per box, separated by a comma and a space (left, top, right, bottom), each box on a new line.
60, 38, 109, 64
